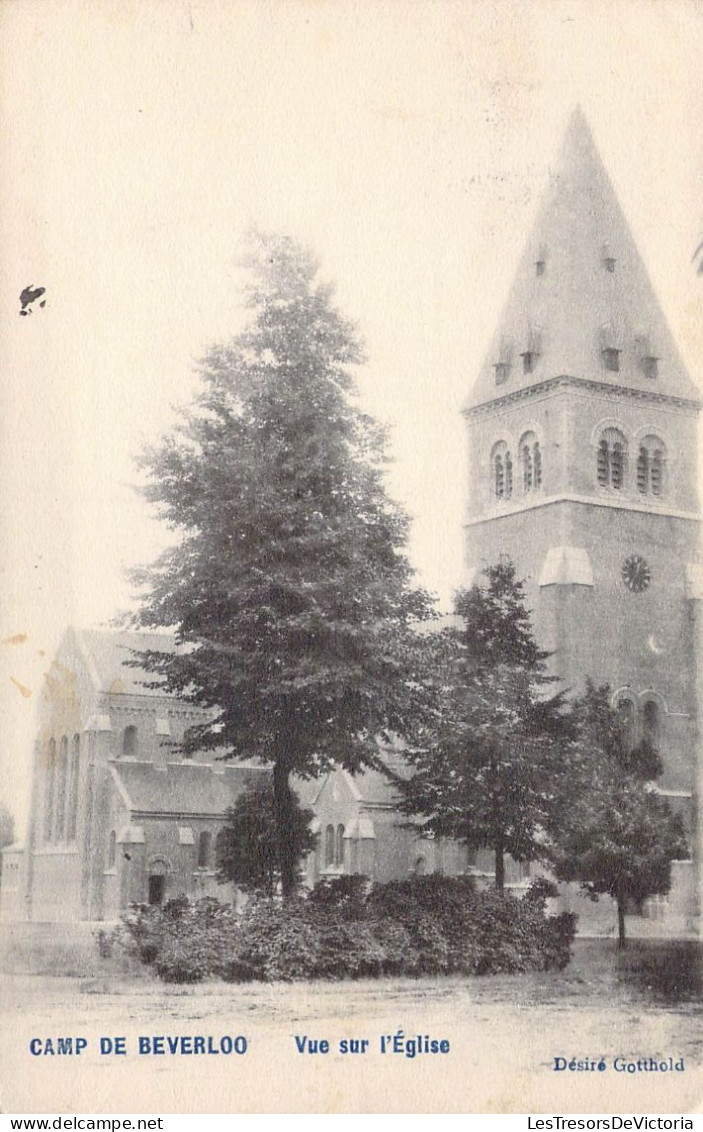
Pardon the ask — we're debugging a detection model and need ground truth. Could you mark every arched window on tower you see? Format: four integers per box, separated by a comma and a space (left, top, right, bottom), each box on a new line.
636, 447, 648, 493
611, 442, 625, 488
637, 436, 665, 497
108, 830, 116, 869
520, 432, 542, 494
651, 449, 664, 496
597, 429, 627, 491
494, 453, 504, 497
533, 442, 542, 488
522, 444, 533, 491
491, 442, 513, 500
597, 440, 609, 486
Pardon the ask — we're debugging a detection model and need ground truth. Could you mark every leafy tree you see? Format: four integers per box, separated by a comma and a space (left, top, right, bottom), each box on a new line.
399, 560, 569, 890
132, 232, 433, 898
0, 803, 14, 850
551, 681, 687, 949
216, 779, 317, 897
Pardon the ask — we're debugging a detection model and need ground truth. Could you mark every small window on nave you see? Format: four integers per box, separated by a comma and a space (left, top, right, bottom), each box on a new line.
197, 831, 212, 869
494, 362, 510, 386
44, 739, 56, 841
122, 725, 138, 758
66, 736, 80, 842
321, 825, 346, 868
324, 824, 335, 867
55, 737, 68, 840
182, 726, 198, 758
602, 347, 621, 372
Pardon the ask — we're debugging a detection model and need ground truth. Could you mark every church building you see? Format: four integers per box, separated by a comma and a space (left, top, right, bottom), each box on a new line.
2, 111, 699, 937
0, 627, 469, 922
463, 108, 701, 934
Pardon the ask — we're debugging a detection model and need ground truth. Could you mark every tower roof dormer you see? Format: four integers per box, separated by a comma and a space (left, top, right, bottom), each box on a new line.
465, 107, 699, 411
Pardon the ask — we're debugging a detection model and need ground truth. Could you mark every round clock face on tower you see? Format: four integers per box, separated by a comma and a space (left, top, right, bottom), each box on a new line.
621, 554, 652, 593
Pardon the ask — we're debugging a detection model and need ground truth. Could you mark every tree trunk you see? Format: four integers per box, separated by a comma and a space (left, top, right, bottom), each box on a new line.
272, 758, 298, 901
494, 837, 505, 892
617, 898, 627, 950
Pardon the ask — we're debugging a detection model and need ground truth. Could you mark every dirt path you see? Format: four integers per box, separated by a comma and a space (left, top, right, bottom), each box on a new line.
2, 955, 701, 1113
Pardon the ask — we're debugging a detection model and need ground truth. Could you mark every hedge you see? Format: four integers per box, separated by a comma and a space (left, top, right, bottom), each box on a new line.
106, 875, 576, 984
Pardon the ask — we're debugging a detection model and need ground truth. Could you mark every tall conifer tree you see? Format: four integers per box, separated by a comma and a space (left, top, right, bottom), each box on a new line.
132, 233, 433, 897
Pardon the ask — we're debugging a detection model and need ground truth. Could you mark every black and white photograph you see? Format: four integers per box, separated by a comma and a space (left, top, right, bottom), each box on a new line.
1, 0, 702, 1116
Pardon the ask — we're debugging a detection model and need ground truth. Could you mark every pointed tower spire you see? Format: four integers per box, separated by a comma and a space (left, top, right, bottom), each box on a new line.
465, 109, 699, 409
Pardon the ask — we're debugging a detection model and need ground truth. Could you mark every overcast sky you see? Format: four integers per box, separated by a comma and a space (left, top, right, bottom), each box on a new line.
2, 0, 702, 831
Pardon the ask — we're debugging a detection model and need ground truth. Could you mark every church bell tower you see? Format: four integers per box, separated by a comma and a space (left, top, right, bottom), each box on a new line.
463, 108, 702, 933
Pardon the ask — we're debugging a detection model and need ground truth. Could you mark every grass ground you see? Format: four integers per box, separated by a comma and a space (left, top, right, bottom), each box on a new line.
0, 939, 701, 1114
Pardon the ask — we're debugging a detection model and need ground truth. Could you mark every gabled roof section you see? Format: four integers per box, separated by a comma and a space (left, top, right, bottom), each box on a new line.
344, 757, 413, 808
72, 627, 178, 697
292, 776, 325, 808
295, 757, 413, 811
110, 760, 266, 816
465, 107, 700, 410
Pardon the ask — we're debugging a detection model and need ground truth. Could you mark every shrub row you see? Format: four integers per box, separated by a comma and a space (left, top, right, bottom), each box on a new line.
106, 875, 576, 983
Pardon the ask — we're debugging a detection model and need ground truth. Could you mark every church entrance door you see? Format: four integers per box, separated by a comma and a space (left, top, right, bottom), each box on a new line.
148, 874, 166, 905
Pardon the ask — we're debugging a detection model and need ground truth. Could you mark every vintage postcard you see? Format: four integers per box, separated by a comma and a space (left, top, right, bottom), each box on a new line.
1, 0, 702, 1116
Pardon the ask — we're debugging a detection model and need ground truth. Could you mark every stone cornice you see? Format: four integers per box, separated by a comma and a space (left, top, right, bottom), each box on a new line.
129, 810, 228, 822
97, 693, 206, 719
463, 375, 703, 419
465, 492, 701, 528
